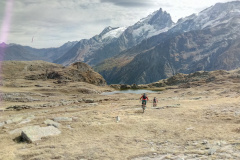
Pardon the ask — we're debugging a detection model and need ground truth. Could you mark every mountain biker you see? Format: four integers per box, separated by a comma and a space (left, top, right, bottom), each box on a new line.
153, 97, 158, 107
140, 93, 149, 106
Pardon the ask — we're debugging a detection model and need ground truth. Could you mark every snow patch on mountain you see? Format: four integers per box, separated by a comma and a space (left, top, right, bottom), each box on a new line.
172, 1, 240, 34
124, 8, 174, 44
197, 4, 240, 29
102, 27, 127, 39
132, 23, 172, 39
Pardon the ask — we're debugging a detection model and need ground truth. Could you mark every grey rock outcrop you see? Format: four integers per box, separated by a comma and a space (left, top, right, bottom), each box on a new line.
83, 99, 95, 103
21, 125, 61, 143
19, 115, 35, 124
6, 105, 32, 111
53, 117, 73, 122
44, 119, 61, 128
10, 125, 38, 135
5, 117, 23, 124
2, 60, 106, 86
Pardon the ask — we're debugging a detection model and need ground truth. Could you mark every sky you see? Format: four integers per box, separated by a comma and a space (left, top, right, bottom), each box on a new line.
0, 0, 237, 48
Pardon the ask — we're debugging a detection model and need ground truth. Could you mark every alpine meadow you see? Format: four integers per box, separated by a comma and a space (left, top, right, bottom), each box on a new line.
0, 1, 240, 159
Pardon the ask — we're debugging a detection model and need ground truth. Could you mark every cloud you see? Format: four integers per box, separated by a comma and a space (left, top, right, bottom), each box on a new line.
100, 0, 157, 7
6, 0, 106, 47
1, 0, 236, 48
3, 0, 161, 48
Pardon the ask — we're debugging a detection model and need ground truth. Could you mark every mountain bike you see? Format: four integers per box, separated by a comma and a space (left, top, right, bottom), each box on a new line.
142, 101, 146, 113
153, 102, 157, 107
152, 98, 158, 107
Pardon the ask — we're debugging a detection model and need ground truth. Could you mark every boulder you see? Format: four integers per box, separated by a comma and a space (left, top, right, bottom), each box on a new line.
44, 119, 61, 128
12, 117, 23, 123
19, 115, 35, 125
21, 125, 61, 143
0, 122, 5, 127
137, 84, 148, 88
5, 116, 23, 124
131, 84, 139, 89
53, 117, 72, 122
120, 84, 131, 90
5, 119, 13, 124
84, 99, 94, 103
149, 82, 166, 87
10, 125, 38, 135
110, 84, 121, 90
6, 105, 32, 111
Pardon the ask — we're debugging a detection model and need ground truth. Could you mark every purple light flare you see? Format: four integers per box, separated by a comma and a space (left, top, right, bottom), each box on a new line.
0, 0, 14, 107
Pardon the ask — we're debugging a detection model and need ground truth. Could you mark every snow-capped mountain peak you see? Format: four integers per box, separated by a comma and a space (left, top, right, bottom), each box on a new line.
124, 8, 174, 44
101, 27, 127, 39
197, 1, 240, 29
136, 8, 173, 28
172, 1, 240, 33
99, 26, 117, 36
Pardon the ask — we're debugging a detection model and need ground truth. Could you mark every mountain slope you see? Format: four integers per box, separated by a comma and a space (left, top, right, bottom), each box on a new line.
1, 41, 78, 62
2, 60, 106, 86
1, 44, 46, 61
96, 1, 240, 84
2, 8, 174, 66
53, 27, 126, 66
54, 8, 174, 66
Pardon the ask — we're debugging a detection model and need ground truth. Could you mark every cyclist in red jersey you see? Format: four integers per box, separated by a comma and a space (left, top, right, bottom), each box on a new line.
140, 93, 149, 106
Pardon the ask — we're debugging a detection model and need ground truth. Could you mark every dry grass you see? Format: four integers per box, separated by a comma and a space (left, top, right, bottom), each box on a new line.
0, 70, 240, 159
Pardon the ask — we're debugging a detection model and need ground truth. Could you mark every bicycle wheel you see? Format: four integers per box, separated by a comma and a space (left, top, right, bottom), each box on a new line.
142, 105, 146, 113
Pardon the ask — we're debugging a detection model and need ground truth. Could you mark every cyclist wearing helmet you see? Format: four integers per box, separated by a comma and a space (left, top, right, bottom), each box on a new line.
153, 97, 158, 107
140, 93, 149, 106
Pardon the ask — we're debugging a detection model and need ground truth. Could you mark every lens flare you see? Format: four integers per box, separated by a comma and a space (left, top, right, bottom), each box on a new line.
0, 0, 14, 107
0, 0, 14, 43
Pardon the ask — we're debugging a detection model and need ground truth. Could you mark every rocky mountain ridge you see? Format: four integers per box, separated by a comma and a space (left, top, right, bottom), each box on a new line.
1, 8, 174, 67
1, 60, 106, 86
1, 41, 78, 62
2, 1, 240, 85
53, 26, 126, 66
96, 1, 240, 84
54, 8, 174, 66
109, 69, 240, 90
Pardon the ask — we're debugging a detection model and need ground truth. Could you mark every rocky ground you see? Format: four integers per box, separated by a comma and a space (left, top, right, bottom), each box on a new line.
0, 65, 240, 159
